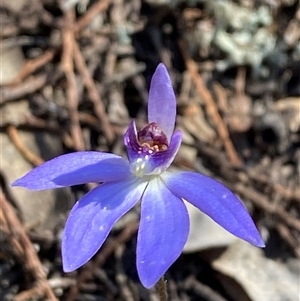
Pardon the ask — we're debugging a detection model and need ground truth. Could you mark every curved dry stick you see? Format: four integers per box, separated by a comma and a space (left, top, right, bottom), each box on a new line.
9, 49, 56, 86
61, 9, 85, 151
0, 189, 58, 301
6, 0, 111, 86
1, 74, 47, 104
7, 125, 44, 166
73, 41, 115, 143
74, 0, 112, 33
178, 38, 242, 167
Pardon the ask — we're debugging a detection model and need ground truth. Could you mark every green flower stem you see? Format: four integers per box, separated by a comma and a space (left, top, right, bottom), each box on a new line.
155, 276, 168, 301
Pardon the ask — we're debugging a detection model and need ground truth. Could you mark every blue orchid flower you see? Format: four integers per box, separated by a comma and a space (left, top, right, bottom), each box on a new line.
12, 63, 264, 288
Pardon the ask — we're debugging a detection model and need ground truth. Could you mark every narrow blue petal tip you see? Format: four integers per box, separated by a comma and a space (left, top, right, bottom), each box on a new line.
11, 180, 19, 187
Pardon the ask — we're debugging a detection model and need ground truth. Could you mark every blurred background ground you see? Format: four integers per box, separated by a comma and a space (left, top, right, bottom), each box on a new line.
0, 0, 299, 300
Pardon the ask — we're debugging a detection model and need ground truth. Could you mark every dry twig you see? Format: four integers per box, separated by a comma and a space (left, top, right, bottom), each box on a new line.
73, 41, 115, 143
115, 245, 135, 301
0, 189, 58, 301
9, 49, 56, 85
74, 0, 112, 33
7, 125, 44, 166
61, 9, 85, 151
4, 0, 112, 86
276, 223, 300, 258
178, 38, 242, 167
184, 276, 228, 301
0, 74, 48, 103
233, 183, 300, 232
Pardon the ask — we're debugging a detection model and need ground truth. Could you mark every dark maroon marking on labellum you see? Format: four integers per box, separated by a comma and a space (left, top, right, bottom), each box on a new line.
137, 122, 168, 152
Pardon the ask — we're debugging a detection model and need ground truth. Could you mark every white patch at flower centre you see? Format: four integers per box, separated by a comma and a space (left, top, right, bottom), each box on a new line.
130, 156, 150, 177
130, 155, 163, 178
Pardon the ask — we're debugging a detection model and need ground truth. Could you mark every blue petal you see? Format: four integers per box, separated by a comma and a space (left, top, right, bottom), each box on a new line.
162, 172, 265, 248
148, 63, 176, 142
62, 178, 147, 272
137, 177, 189, 288
12, 151, 132, 190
